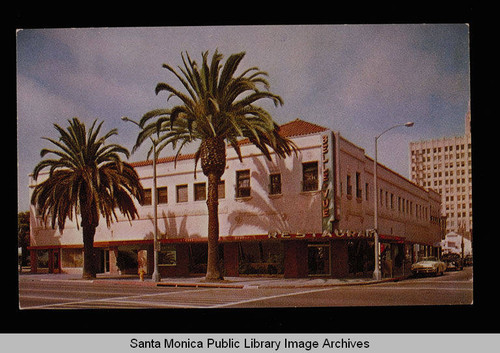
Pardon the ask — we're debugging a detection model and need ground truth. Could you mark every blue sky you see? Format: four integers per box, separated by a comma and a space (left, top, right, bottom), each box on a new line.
16, 24, 470, 211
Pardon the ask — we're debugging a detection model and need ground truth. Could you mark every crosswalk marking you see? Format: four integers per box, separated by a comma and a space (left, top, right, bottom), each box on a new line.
21, 286, 333, 309
22, 287, 214, 309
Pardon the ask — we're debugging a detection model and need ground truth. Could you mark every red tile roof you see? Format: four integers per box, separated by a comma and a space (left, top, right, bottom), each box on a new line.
277, 118, 329, 137
130, 119, 328, 167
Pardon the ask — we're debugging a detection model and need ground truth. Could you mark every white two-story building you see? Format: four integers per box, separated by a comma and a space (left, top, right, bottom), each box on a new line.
29, 119, 443, 278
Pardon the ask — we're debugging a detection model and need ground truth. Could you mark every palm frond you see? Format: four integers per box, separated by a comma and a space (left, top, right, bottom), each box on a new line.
31, 118, 142, 231
134, 50, 296, 175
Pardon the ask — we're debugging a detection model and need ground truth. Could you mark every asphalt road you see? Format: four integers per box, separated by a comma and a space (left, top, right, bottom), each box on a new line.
19, 267, 472, 309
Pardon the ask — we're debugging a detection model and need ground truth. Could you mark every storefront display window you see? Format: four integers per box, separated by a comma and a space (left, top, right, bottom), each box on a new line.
188, 243, 207, 274
308, 243, 330, 276
159, 244, 176, 266
348, 240, 374, 277
239, 242, 284, 275
37, 249, 49, 269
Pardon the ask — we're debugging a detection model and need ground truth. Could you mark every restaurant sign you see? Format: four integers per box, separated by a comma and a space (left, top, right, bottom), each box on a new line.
267, 229, 375, 239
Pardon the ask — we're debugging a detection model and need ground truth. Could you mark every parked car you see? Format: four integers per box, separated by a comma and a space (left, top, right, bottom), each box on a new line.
411, 257, 447, 277
464, 255, 473, 267
441, 253, 464, 271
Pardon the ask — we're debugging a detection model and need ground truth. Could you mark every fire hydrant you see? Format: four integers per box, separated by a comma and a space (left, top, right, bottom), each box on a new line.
139, 268, 145, 281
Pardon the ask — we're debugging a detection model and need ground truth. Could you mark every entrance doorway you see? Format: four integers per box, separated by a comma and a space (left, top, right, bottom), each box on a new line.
52, 249, 61, 273
308, 243, 331, 276
96, 249, 110, 274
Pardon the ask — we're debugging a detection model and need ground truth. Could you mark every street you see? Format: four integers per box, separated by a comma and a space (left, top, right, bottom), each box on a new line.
19, 267, 472, 309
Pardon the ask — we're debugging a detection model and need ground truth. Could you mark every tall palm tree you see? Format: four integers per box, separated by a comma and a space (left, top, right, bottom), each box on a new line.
31, 118, 144, 279
135, 50, 297, 281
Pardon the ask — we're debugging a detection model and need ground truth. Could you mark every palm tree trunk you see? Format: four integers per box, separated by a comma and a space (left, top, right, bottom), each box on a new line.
205, 171, 223, 281
82, 225, 97, 279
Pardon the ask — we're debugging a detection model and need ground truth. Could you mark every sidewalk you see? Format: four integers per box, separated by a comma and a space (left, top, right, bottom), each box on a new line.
19, 271, 408, 289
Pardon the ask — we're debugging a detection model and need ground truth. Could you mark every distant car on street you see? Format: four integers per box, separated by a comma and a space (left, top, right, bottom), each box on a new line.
441, 253, 464, 271
464, 254, 473, 267
411, 257, 447, 277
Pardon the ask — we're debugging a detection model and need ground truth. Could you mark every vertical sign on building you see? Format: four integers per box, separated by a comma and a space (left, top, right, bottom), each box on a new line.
322, 131, 335, 233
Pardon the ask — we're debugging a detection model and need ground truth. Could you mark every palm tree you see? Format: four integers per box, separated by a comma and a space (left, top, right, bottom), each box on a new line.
31, 118, 144, 279
135, 50, 297, 281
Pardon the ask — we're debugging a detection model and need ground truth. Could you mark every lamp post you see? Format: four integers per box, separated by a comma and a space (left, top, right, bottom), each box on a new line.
122, 117, 161, 283
373, 121, 414, 280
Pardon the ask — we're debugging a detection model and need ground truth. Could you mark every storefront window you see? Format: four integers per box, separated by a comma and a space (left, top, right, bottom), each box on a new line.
239, 242, 284, 275
189, 243, 207, 274
37, 249, 49, 269
308, 243, 330, 276
348, 240, 374, 277
159, 244, 176, 266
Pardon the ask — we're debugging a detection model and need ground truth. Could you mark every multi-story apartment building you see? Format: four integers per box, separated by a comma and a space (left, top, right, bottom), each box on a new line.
29, 119, 443, 278
409, 109, 472, 239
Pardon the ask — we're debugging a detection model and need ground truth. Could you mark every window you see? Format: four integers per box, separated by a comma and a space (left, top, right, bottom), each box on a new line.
236, 170, 251, 198
308, 243, 331, 276
269, 173, 282, 195
355, 172, 362, 199
158, 244, 176, 266
346, 175, 352, 196
194, 183, 206, 201
157, 187, 168, 204
176, 184, 188, 203
188, 243, 208, 274
218, 180, 225, 199
142, 188, 152, 206
239, 242, 284, 275
302, 162, 318, 192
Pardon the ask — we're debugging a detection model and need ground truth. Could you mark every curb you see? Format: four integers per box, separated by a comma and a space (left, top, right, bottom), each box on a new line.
242, 275, 409, 289
23, 274, 410, 289
154, 275, 410, 289
156, 282, 245, 289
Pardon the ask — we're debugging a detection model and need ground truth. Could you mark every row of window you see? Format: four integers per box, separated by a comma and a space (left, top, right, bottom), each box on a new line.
141, 182, 225, 205
378, 188, 430, 221
342, 171, 433, 223
411, 143, 471, 155
140, 162, 436, 225
140, 161, 320, 206
412, 152, 471, 163
412, 162, 471, 172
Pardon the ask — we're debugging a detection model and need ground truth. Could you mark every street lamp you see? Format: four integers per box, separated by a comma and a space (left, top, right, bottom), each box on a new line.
373, 121, 414, 280
122, 117, 161, 283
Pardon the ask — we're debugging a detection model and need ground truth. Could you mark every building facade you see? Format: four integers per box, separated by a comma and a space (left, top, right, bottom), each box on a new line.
409, 109, 472, 239
29, 119, 443, 278
440, 232, 472, 257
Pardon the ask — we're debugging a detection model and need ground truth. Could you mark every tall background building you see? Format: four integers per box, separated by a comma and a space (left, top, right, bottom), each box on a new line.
409, 107, 472, 241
